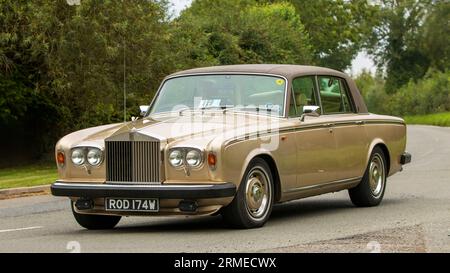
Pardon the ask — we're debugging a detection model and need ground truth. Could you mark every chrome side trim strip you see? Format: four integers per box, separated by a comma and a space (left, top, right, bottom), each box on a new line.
283, 176, 361, 194
224, 119, 405, 147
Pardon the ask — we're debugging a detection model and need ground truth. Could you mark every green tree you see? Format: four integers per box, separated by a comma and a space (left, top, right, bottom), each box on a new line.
367, 0, 433, 93
287, 0, 379, 70
354, 70, 388, 114
0, 0, 62, 160
421, 1, 450, 71
0, 0, 50, 123
0, 0, 175, 163
386, 70, 450, 116
239, 2, 312, 64
47, 0, 174, 130
173, 0, 313, 67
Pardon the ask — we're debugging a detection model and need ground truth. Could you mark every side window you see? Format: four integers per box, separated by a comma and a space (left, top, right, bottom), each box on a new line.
289, 76, 317, 117
318, 76, 354, 114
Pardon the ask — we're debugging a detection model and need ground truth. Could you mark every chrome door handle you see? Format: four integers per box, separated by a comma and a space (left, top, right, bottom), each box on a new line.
355, 120, 365, 125
323, 123, 334, 133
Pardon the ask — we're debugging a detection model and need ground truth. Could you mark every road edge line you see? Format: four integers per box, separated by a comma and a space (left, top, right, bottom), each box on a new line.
0, 185, 50, 200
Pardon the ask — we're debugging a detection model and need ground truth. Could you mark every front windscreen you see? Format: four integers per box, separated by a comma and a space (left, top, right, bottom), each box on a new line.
149, 74, 287, 116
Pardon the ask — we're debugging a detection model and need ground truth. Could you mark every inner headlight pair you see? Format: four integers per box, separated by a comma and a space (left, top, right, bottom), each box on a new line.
71, 147, 103, 166
169, 148, 203, 168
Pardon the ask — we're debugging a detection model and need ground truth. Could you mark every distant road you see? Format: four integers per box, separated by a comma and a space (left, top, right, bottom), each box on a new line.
0, 125, 449, 252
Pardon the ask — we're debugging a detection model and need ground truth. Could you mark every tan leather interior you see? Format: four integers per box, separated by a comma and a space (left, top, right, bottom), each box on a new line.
289, 77, 316, 117
248, 90, 284, 106
295, 93, 308, 113
320, 91, 342, 113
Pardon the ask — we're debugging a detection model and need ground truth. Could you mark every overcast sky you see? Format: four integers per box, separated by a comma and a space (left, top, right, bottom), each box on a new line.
170, 0, 191, 16
168, 0, 376, 75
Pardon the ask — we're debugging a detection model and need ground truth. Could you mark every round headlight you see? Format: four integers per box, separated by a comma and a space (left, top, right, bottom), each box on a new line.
169, 150, 183, 167
71, 148, 85, 165
87, 148, 102, 166
186, 149, 202, 167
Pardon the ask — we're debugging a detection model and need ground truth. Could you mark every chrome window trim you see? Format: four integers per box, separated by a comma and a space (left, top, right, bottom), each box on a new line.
289, 75, 320, 118
314, 75, 323, 115
316, 75, 357, 115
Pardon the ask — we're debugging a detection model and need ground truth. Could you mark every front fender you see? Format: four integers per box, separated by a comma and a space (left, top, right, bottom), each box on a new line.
222, 142, 271, 187
238, 148, 277, 187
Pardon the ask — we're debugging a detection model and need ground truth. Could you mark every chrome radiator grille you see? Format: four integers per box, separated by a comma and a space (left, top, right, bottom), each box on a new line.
106, 141, 161, 183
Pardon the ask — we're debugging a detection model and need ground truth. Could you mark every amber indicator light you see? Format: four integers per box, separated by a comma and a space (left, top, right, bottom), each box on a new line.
57, 152, 65, 165
207, 153, 216, 167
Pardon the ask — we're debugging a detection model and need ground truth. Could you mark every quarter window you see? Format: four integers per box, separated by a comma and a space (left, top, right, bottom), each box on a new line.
318, 76, 353, 114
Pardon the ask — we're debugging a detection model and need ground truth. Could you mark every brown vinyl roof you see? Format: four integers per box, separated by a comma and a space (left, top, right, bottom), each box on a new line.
169, 64, 346, 79
167, 64, 368, 113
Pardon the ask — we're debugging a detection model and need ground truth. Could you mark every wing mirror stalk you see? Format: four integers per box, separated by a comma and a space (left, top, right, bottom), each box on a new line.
300, 105, 320, 122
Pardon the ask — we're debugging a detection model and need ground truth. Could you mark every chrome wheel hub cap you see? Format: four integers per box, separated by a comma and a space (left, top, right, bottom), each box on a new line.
369, 154, 385, 197
245, 168, 270, 219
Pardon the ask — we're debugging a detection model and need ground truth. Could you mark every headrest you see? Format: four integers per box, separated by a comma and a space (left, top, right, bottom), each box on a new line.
295, 93, 308, 107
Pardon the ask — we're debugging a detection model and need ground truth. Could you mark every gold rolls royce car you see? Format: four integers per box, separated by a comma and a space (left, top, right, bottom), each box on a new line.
51, 64, 411, 229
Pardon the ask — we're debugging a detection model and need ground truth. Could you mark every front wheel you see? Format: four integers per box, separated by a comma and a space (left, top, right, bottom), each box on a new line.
221, 158, 274, 228
71, 202, 121, 230
349, 147, 387, 207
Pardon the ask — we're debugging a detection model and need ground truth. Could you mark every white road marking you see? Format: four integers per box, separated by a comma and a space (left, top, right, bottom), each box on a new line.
0, 226, 43, 233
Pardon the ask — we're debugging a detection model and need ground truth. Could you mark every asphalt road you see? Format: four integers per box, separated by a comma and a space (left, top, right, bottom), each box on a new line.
0, 125, 449, 253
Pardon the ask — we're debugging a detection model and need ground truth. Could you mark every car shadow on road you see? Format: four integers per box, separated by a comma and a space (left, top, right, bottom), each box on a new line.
270, 198, 354, 220
63, 197, 408, 235
113, 198, 355, 233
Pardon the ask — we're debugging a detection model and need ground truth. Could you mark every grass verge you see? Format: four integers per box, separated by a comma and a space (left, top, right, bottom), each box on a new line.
0, 163, 57, 190
404, 112, 450, 127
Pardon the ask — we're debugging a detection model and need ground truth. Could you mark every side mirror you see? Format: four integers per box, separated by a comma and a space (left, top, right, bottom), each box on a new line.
300, 105, 320, 121
139, 105, 150, 117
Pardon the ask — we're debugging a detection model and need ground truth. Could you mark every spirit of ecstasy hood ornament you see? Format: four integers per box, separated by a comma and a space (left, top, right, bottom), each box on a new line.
130, 116, 139, 131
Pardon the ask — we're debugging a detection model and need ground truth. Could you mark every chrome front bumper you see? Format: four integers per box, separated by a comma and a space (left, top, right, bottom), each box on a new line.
51, 181, 237, 199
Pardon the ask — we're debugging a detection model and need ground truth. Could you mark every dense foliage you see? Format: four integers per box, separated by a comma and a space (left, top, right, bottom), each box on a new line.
356, 69, 450, 116
367, 0, 449, 93
172, 0, 313, 66
0, 0, 449, 165
287, 0, 379, 70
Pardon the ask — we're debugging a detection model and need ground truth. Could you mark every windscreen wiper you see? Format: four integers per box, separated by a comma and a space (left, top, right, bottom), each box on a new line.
199, 105, 233, 110
236, 106, 274, 112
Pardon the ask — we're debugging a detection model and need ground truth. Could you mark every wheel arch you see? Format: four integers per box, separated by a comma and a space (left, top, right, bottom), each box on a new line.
239, 150, 282, 203
253, 154, 282, 203
368, 140, 391, 175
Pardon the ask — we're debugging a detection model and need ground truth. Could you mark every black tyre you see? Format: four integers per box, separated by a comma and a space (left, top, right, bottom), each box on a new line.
222, 158, 274, 228
349, 147, 387, 207
71, 202, 121, 230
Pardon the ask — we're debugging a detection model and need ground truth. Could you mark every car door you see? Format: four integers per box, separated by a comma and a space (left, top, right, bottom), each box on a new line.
317, 76, 368, 181
287, 76, 339, 190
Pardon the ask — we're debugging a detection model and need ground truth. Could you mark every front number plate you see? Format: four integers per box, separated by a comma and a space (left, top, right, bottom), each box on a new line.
105, 198, 159, 212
